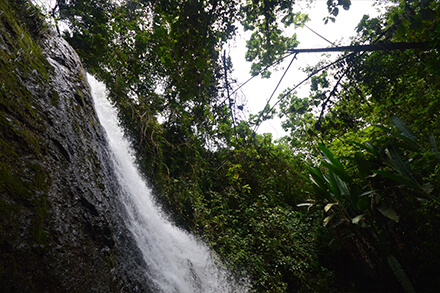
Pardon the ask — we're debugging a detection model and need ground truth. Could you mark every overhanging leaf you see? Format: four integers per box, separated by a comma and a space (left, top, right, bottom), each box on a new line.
352, 214, 364, 224
322, 161, 352, 183
375, 170, 420, 189
360, 190, 377, 197
390, 115, 418, 144
306, 168, 333, 201
376, 125, 420, 150
354, 152, 371, 179
429, 133, 440, 163
325, 171, 342, 201
385, 143, 412, 177
357, 195, 370, 212
324, 203, 338, 212
323, 214, 335, 227
391, 140, 422, 153
308, 167, 328, 191
351, 141, 379, 156
318, 143, 345, 170
299, 173, 313, 185
349, 183, 362, 207
422, 182, 434, 194
377, 206, 399, 223
335, 174, 350, 196
387, 255, 415, 293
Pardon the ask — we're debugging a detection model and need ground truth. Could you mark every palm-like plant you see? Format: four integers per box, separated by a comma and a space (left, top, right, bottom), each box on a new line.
300, 115, 439, 292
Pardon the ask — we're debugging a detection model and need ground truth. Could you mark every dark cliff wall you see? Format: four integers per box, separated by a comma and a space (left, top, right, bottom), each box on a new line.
0, 1, 149, 291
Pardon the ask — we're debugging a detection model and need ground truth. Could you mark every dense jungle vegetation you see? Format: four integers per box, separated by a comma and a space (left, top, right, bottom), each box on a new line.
41, 0, 439, 291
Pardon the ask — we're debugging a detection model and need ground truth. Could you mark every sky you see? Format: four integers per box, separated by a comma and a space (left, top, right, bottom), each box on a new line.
229, 0, 383, 139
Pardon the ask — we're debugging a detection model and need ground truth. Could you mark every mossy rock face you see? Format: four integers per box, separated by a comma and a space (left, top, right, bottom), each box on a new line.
0, 1, 150, 291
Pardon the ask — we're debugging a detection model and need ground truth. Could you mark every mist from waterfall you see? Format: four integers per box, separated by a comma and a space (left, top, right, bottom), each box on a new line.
88, 74, 248, 293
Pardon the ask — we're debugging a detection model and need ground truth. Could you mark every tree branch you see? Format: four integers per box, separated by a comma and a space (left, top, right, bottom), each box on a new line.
288, 42, 432, 54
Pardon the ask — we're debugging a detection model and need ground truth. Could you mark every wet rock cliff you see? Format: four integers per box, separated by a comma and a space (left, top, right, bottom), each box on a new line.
0, 1, 149, 291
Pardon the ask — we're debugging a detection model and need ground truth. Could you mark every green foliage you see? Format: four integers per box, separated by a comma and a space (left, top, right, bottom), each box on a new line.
159, 127, 328, 292
301, 117, 440, 291
49, 0, 440, 291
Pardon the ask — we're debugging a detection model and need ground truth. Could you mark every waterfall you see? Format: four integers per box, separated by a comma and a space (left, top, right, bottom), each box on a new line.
88, 74, 247, 293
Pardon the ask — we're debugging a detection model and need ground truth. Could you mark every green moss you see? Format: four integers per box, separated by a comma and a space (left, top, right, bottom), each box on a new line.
0, 163, 29, 199
32, 195, 48, 244
0, 137, 19, 159
0, 0, 53, 162
0, 0, 54, 249
0, 117, 41, 159
0, 197, 19, 219
75, 87, 86, 107
32, 165, 47, 191
0, 161, 50, 244
50, 89, 60, 107
0, 0, 53, 111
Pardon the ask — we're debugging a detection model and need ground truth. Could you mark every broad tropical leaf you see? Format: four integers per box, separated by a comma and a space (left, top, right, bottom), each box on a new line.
325, 171, 342, 201
357, 195, 370, 212
390, 115, 418, 144
377, 206, 399, 223
429, 133, 440, 163
334, 174, 350, 196
322, 161, 352, 183
308, 167, 327, 191
318, 143, 345, 170
319, 143, 352, 182
376, 125, 420, 151
387, 255, 415, 293
352, 214, 364, 224
374, 170, 420, 189
324, 202, 338, 212
323, 214, 335, 227
354, 152, 371, 179
385, 143, 412, 177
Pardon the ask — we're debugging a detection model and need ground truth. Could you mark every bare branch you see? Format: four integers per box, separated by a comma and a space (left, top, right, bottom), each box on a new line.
288, 42, 432, 54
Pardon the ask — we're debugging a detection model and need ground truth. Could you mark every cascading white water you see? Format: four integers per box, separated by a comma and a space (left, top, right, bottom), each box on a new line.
88, 74, 248, 293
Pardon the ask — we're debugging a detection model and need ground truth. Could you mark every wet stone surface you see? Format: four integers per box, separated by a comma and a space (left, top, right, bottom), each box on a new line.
0, 5, 150, 291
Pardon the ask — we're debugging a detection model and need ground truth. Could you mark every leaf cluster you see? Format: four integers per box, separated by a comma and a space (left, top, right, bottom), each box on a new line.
301, 116, 440, 291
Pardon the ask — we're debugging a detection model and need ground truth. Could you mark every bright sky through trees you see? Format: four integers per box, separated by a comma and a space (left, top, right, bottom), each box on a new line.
34, 0, 382, 139
230, 0, 382, 139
